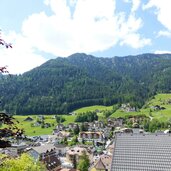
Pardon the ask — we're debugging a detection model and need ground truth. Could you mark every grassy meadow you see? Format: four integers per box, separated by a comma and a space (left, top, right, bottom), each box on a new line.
13, 115, 76, 136
111, 94, 171, 122
7, 94, 171, 136
74, 105, 113, 113
11, 105, 113, 136
144, 94, 171, 121
74, 105, 113, 120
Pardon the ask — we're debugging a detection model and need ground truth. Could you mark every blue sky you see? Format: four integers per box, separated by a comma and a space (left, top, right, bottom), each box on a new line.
0, 0, 171, 74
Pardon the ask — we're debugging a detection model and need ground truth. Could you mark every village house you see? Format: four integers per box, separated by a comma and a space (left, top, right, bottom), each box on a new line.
83, 121, 105, 132
90, 154, 112, 171
5, 143, 28, 157
106, 144, 114, 155
68, 112, 76, 115
114, 127, 133, 134
120, 103, 136, 112
37, 115, 44, 121
42, 153, 61, 171
68, 123, 79, 130
78, 131, 104, 142
56, 168, 79, 171
166, 98, 171, 104
53, 124, 67, 135
107, 118, 123, 128
93, 121, 104, 129
54, 144, 67, 156
54, 131, 71, 139
28, 144, 61, 171
103, 127, 113, 138
66, 146, 91, 163
44, 122, 51, 128
83, 122, 89, 128
28, 144, 56, 160
90, 157, 106, 171
57, 124, 65, 130
88, 122, 94, 127
56, 169, 78, 171
151, 105, 166, 111
33, 121, 41, 127
60, 156, 74, 169
24, 116, 34, 121
48, 135, 61, 144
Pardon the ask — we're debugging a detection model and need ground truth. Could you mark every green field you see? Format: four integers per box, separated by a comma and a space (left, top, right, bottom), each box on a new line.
74, 105, 113, 120
111, 94, 171, 121
74, 105, 113, 113
7, 94, 171, 136
13, 115, 76, 136
11, 105, 113, 136
110, 110, 149, 118
145, 94, 171, 121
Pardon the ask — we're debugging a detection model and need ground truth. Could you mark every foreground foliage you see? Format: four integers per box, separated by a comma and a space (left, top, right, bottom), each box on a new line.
0, 112, 24, 148
0, 30, 23, 148
0, 153, 45, 171
77, 151, 90, 171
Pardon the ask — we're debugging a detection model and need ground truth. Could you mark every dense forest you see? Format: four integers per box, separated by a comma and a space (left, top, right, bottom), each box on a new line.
1, 53, 171, 114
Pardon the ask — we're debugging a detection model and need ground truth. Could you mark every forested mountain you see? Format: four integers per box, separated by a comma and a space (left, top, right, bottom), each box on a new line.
1, 53, 171, 114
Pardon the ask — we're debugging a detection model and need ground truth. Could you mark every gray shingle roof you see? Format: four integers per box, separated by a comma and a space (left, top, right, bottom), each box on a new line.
111, 133, 171, 171
32, 144, 56, 154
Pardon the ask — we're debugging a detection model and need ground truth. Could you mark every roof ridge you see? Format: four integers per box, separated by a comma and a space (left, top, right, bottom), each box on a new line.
94, 157, 106, 169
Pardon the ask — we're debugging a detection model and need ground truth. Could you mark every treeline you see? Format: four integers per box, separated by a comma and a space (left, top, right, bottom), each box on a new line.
143, 119, 170, 132
1, 53, 171, 114
75, 111, 98, 122
124, 114, 170, 133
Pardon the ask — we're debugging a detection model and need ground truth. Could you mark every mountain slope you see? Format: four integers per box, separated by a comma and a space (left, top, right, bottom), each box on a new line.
1, 53, 171, 114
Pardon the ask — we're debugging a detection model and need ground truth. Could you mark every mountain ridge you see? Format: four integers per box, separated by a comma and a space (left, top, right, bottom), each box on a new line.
1, 53, 171, 114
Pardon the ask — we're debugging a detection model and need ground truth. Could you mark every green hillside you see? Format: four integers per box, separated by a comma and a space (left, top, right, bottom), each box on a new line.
74, 105, 113, 113
1, 53, 171, 114
111, 93, 171, 122
7, 94, 171, 136
13, 115, 76, 136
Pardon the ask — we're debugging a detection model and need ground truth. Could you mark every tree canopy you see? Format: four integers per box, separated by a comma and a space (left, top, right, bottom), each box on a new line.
0, 30, 23, 148
1, 53, 171, 114
0, 153, 45, 171
77, 151, 90, 171
75, 111, 98, 122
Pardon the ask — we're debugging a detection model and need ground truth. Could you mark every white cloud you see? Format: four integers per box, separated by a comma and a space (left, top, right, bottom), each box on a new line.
144, 0, 171, 35
119, 14, 151, 48
155, 50, 171, 54
1, 0, 151, 74
0, 32, 46, 74
120, 33, 151, 48
22, 0, 119, 56
131, 0, 141, 12
21, 0, 150, 56
44, 0, 50, 6
158, 30, 171, 37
